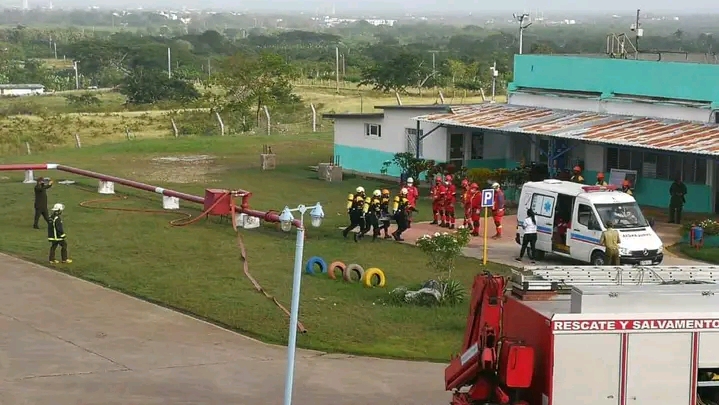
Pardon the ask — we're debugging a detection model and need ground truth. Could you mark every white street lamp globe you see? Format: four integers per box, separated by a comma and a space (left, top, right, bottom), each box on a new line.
279, 207, 294, 232
309, 203, 324, 228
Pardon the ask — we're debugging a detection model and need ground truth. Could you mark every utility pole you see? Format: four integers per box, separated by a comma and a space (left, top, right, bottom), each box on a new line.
513, 13, 532, 54
335, 46, 339, 94
73, 61, 79, 89
167, 47, 171, 78
632, 9, 643, 53
208, 58, 211, 81
427, 50, 444, 87
341, 53, 345, 76
53, 42, 57, 59
490, 61, 499, 102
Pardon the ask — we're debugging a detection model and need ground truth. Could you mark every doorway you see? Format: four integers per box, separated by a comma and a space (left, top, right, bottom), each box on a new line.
449, 133, 465, 168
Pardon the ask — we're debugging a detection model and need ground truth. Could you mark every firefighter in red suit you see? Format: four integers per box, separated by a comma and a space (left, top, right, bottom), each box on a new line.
491, 182, 505, 239
442, 174, 456, 229
404, 177, 419, 228
461, 179, 471, 228
469, 183, 481, 236
430, 176, 445, 225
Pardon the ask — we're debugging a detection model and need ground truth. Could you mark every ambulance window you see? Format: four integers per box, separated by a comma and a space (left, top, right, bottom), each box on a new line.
577, 204, 597, 228
531, 193, 555, 217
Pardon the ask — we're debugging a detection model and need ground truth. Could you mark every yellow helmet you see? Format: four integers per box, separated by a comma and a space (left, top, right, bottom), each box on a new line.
373, 189, 381, 197
355, 186, 365, 194
400, 188, 408, 196
381, 189, 390, 195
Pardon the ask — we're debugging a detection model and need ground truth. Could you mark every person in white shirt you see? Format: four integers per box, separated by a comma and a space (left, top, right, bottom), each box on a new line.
516, 208, 538, 263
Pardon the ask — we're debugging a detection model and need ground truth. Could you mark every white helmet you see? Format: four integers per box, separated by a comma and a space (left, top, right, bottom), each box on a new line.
492, 182, 500, 189
373, 189, 381, 197
355, 186, 365, 194
52, 203, 65, 212
400, 187, 408, 195
407, 177, 414, 184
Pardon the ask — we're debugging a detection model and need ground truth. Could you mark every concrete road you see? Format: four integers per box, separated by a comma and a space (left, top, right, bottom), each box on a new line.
395, 217, 707, 268
0, 254, 448, 405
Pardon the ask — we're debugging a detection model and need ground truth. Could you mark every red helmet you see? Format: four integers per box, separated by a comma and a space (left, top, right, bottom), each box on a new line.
435, 176, 442, 183
461, 179, 469, 187
445, 174, 453, 182
470, 183, 478, 190
623, 180, 630, 187
573, 166, 581, 172
597, 172, 605, 179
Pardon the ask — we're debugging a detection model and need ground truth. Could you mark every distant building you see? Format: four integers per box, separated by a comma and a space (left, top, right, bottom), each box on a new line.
0, 84, 45, 96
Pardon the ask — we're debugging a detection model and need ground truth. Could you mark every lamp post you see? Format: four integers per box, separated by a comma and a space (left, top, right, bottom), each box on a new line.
490, 61, 499, 102
278, 202, 325, 405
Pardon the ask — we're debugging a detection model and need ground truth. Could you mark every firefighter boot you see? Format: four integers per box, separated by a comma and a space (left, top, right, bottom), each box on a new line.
471, 221, 480, 236
431, 211, 439, 225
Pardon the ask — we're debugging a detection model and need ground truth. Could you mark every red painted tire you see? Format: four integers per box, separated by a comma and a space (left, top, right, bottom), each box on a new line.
328, 261, 346, 280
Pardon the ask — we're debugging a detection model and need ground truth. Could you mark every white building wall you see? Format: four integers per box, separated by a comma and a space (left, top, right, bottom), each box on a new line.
332, 118, 391, 151
509, 92, 711, 122
332, 108, 450, 160
383, 108, 448, 162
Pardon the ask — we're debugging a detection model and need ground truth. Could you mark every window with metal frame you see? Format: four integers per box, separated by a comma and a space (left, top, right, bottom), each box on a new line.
606, 147, 707, 184
531, 193, 555, 218
405, 128, 423, 157
364, 123, 381, 138
471, 132, 484, 160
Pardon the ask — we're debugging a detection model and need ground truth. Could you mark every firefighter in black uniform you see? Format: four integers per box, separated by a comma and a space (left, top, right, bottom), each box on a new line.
33, 177, 53, 228
392, 188, 414, 241
343, 186, 367, 240
358, 189, 382, 241
379, 189, 392, 239
48, 203, 72, 264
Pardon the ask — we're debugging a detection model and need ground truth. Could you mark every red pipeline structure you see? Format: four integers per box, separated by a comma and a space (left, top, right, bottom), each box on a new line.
0, 163, 302, 229
0, 163, 307, 332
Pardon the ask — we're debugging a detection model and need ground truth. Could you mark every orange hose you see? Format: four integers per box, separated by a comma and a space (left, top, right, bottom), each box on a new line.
77, 189, 307, 333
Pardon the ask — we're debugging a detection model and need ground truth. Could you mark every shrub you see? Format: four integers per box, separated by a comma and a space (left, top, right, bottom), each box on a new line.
386, 227, 471, 307
684, 219, 719, 236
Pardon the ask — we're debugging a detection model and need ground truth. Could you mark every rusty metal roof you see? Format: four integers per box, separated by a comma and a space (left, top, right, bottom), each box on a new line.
415, 104, 719, 156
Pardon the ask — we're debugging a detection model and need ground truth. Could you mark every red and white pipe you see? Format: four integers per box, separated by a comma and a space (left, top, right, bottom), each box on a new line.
0, 163, 301, 228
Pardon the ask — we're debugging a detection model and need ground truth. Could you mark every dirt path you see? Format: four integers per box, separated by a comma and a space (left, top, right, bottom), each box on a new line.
0, 253, 447, 405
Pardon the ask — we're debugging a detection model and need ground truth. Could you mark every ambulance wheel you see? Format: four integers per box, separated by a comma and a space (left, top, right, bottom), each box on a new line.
590, 251, 605, 266
533, 250, 545, 260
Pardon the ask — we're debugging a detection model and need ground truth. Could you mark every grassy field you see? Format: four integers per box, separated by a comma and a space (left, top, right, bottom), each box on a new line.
0, 133, 508, 361
0, 84, 497, 154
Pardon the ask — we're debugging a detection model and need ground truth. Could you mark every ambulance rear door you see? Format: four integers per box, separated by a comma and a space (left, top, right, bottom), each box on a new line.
528, 189, 557, 253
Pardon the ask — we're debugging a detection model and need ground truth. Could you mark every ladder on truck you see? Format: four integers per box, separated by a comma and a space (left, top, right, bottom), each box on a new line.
511, 266, 719, 297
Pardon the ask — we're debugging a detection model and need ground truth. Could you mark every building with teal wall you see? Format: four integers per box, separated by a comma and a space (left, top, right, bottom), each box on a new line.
327, 54, 719, 214
507, 54, 719, 214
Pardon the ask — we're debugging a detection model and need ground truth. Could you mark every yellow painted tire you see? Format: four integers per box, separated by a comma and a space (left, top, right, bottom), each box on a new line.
328, 261, 346, 280
363, 268, 386, 288
343, 263, 365, 282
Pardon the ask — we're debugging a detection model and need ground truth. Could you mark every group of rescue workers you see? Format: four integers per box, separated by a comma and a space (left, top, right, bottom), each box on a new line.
568, 166, 634, 194
341, 174, 506, 242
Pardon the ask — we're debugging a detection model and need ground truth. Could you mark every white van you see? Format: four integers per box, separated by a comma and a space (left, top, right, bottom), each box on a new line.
516, 179, 664, 266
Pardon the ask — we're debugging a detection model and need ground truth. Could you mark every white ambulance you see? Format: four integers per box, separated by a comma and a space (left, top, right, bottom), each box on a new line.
515, 179, 664, 265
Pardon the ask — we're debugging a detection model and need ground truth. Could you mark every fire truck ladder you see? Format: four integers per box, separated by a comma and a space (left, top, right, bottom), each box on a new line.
511, 266, 719, 296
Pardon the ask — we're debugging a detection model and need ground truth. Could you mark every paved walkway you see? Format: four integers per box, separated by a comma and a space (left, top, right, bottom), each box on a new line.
349, 215, 706, 267
0, 254, 447, 405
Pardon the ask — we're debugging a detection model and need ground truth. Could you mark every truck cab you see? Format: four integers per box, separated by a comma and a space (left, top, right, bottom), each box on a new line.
516, 179, 664, 265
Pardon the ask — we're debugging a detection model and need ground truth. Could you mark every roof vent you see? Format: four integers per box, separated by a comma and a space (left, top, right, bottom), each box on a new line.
543, 179, 562, 184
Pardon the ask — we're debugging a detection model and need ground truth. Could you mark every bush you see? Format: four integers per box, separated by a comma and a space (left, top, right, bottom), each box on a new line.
386, 228, 471, 307
684, 219, 719, 236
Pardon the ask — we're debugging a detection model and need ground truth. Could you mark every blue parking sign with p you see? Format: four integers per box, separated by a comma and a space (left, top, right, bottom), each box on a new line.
481, 189, 494, 208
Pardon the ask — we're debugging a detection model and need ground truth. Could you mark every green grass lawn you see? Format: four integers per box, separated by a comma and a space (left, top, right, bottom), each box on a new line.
678, 244, 719, 264
0, 133, 508, 361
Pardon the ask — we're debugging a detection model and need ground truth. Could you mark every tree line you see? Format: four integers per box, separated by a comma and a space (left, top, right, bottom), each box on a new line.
0, 22, 717, 130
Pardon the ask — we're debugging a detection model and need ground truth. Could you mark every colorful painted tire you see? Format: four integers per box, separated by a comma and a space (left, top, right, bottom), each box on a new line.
305, 256, 327, 275
343, 263, 365, 282
328, 261, 346, 280
362, 268, 386, 288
